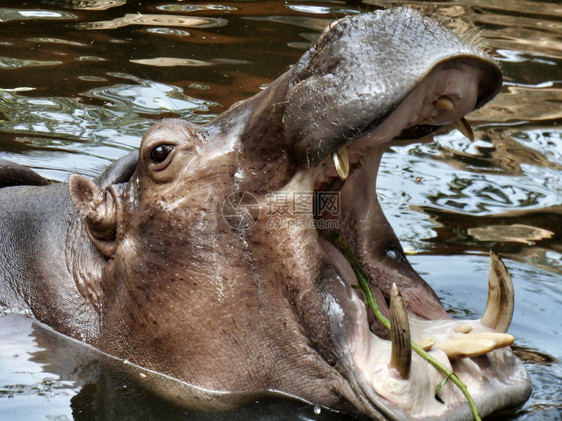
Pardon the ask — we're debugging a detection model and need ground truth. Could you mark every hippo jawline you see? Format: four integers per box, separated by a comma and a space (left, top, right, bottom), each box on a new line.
260, 9, 531, 421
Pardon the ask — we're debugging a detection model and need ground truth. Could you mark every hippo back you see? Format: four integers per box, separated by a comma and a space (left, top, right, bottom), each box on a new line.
0, 160, 51, 188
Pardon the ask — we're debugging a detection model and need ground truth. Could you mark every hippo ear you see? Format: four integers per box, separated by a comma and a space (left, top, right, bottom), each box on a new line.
69, 174, 122, 258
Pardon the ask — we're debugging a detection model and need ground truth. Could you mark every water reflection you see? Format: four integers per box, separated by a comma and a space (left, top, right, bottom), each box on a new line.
76, 14, 228, 30
144, 27, 191, 37
383, 134, 561, 216
467, 224, 554, 244
156, 4, 238, 13
44, 0, 126, 10
130, 57, 250, 67
473, 3, 562, 60
0, 314, 347, 421
0, 7, 76, 22
0, 57, 63, 69
0, 75, 216, 179
470, 85, 562, 123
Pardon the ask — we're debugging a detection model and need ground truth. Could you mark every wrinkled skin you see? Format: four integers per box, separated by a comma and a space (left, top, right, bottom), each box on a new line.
0, 8, 530, 420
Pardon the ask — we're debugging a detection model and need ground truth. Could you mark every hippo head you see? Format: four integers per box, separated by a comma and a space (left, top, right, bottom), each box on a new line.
68, 8, 530, 420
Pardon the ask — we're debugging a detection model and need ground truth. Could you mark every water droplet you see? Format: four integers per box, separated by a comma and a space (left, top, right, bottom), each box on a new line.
313, 405, 321, 415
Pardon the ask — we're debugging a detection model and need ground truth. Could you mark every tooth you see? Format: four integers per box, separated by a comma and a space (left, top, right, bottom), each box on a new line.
452, 117, 474, 141
333, 145, 350, 180
436, 338, 496, 359
436, 96, 454, 111
454, 323, 473, 334
389, 283, 411, 379
424, 116, 436, 125
417, 338, 435, 351
452, 332, 515, 349
482, 251, 514, 333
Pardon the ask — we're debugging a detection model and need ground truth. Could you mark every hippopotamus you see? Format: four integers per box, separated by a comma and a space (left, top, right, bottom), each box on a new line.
0, 8, 530, 420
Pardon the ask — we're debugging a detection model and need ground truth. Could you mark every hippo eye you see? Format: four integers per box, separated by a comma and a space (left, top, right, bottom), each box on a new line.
150, 144, 174, 163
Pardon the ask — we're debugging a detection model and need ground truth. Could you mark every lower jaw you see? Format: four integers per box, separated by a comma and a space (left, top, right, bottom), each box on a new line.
347, 316, 531, 420
316, 232, 530, 420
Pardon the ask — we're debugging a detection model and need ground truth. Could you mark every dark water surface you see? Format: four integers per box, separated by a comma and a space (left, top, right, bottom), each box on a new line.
0, 1, 560, 420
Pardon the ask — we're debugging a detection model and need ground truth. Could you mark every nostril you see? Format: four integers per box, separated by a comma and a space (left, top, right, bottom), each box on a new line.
384, 246, 407, 263
386, 249, 397, 259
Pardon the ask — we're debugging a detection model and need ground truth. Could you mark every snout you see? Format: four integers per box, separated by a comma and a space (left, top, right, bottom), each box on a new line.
283, 8, 502, 168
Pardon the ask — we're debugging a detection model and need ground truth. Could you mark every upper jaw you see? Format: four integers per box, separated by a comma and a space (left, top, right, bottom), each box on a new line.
283, 8, 502, 168
311, 60, 490, 190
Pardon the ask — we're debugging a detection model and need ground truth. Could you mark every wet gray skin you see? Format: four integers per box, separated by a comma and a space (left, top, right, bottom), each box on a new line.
0, 8, 530, 421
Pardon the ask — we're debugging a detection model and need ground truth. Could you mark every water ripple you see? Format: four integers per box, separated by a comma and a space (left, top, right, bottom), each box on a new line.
0, 8, 76, 22
43, 0, 126, 10
0, 76, 216, 178
0, 57, 62, 69
76, 14, 227, 30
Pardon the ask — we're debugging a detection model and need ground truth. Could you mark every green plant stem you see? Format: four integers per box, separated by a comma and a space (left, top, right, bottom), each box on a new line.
334, 235, 481, 421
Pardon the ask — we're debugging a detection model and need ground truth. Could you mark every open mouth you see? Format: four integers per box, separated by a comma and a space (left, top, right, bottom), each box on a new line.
309, 85, 531, 420
293, 39, 529, 420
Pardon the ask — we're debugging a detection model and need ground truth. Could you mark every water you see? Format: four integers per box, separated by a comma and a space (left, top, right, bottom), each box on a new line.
0, 1, 560, 420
